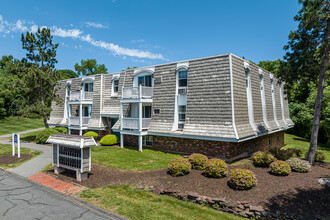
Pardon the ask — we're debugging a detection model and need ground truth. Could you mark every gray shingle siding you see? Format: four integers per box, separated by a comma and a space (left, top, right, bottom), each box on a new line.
182, 55, 235, 138
102, 72, 123, 116
49, 81, 67, 124
88, 75, 102, 128
263, 70, 280, 131
148, 63, 177, 133
231, 56, 256, 138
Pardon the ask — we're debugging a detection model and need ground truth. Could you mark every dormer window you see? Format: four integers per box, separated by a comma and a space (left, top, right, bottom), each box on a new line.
84, 82, 93, 92
178, 70, 188, 87
138, 75, 152, 87
112, 79, 119, 96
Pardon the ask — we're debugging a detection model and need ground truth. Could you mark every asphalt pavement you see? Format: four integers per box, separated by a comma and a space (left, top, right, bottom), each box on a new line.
0, 169, 124, 220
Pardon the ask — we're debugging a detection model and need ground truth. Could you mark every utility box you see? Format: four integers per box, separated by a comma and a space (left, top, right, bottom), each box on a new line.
46, 134, 97, 181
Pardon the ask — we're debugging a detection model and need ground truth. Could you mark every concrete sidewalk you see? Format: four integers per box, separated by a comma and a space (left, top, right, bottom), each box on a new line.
0, 128, 52, 177
0, 127, 45, 138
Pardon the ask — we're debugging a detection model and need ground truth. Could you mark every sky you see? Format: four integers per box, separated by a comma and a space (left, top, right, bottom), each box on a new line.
0, 0, 301, 73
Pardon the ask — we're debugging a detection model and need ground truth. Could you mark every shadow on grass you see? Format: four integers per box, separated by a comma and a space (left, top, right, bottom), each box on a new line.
264, 180, 330, 219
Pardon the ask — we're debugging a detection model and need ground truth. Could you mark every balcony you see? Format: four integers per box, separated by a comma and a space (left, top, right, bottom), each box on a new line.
69, 91, 93, 101
122, 86, 153, 99
122, 118, 151, 130
69, 117, 90, 126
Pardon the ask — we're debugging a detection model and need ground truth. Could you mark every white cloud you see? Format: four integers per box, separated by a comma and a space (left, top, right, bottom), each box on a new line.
52, 27, 82, 38
85, 22, 108, 29
0, 14, 166, 60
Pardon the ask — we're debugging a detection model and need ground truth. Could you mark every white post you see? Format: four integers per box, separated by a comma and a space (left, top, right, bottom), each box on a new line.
79, 129, 82, 136
12, 134, 15, 156
17, 134, 20, 158
68, 129, 71, 134
138, 135, 143, 152
139, 84, 142, 99
120, 133, 124, 148
139, 102, 142, 132
57, 144, 59, 167
79, 104, 82, 128
120, 103, 123, 130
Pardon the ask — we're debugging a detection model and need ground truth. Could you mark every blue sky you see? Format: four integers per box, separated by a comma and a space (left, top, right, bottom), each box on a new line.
0, 0, 301, 73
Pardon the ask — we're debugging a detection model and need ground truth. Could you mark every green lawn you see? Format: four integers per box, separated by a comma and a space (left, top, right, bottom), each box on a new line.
79, 185, 243, 220
92, 146, 180, 171
0, 143, 41, 168
0, 116, 44, 136
284, 133, 330, 162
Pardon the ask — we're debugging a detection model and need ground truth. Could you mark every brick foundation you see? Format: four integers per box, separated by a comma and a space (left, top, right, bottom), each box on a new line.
123, 131, 284, 161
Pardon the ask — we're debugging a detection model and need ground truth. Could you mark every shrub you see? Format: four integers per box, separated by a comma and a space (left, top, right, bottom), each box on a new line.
188, 153, 208, 170
83, 131, 99, 139
228, 169, 257, 190
269, 147, 302, 161
305, 151, 326, 162
252, 151, 276, 167
203, 159, 228, 178
168, 158, 191, 177
36, 128, 59, 144
286, 158, 311, 173
99, 135, 118, 146
270, 160, 291, 176
53, 127, 68, 134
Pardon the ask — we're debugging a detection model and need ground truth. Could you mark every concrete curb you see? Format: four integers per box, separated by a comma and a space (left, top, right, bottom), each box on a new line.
0, 168, 126, 220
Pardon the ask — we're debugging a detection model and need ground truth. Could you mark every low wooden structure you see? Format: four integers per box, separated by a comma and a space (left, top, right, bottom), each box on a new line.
46, 134, 97, 181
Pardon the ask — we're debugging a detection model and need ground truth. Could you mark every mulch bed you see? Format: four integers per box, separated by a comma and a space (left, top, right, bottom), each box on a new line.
48, 160, 330, 219
0, 154, 33, 165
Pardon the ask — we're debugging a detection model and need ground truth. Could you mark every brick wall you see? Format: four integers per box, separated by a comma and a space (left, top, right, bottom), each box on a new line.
123, 131, 284, 161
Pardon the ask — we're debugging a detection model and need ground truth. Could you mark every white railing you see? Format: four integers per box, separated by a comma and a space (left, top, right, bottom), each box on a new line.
69, 91, 93, 101
69, 117, 90, 126
122, 118, 151, 130
122, 86, 153, 99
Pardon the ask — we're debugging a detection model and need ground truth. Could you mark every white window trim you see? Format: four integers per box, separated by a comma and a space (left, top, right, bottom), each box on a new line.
270, 76, 279, 127
259, 69, 270, 129
279, 82, 287, 125
245, 67, 257, 131
111, 79, 119, 97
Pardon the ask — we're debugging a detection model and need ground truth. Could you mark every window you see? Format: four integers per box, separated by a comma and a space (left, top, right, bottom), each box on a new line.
67, 84, 71, 96
271, 78, 277, 122
84, 82, 93, 92
112, 79, 119, 96
143, 136, 153, 146
269, 136, 272, 146
83, 106, 89, 117
179, 105, 186, 122
277, 134, 280, 143
245, 68, 255, 130
154, 109, 160, 115
138, 75, 152, 87
178, 70, 187, 87
142, 106, 152, 118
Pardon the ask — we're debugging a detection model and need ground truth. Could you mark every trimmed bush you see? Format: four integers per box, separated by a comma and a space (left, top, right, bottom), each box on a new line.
53, 127, 68, 134
168, 158, 191, 177
228, 169, 257, 190
252, 151, 276, 167
99, 135, 118, 146
270, 160, 291, 176
269, 147, 302, 161
203, 159, 228, 178
305, 151, 326, 162
188, 153, 208, 170
36, 128, 59, 144
286, 158, 311, 173
83, 131, 99, 139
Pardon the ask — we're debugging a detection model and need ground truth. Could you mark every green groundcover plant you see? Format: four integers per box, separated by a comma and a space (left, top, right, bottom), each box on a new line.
203, 159, 228, 178
83, 131, 98, 139
305, 151, 326, 162
286, 158, 311, 173
228, 168, 257, 190
168, 158, 191, 177
188, 153, 208, 170
99, 134, 118, 146
36, 128, 59, 144
270, 160, 291, 176
252, 151, 276, 167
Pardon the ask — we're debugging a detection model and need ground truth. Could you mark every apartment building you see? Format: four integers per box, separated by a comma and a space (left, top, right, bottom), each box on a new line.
48, 53, 294, 161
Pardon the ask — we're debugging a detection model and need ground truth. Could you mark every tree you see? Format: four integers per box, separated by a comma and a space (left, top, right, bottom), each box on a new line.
283, 0, 329, 165
21, 27, 61, 128
57, 69, 79, 80
257, 59, 283, 77
74, 59, 108, 76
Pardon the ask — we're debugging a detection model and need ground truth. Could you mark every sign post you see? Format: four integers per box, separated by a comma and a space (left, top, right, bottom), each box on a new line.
12, 133, 20, 158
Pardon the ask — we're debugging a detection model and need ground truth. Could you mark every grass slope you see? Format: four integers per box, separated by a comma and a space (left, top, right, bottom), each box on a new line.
0, 117, 44, 136
0, 143, 41, 168
284, 133, 330, 162
92, 146, 180, 171
80, 185, 243, 220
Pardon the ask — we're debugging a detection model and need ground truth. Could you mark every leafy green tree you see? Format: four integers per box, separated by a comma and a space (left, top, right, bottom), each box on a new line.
74, 59, 108, 76
57, 69, 79, 80
122, 66, 138, 71
283, 0, 329, 165
257, 59, 283, 77
21, 28, 62, 128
